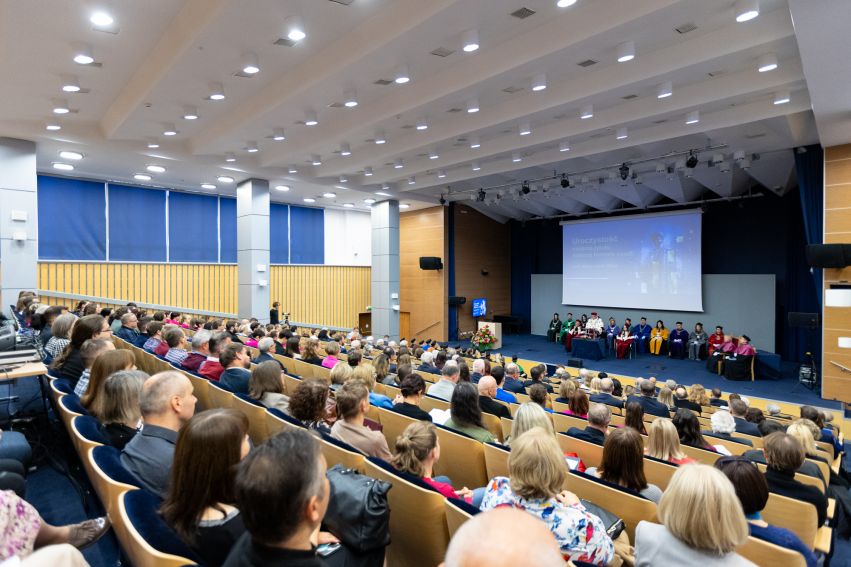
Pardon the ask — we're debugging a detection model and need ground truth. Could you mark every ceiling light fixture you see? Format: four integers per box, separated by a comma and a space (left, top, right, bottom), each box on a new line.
242, 52, 260, 74
374, 130, 387, 144
429, 150, 439, 160
217, 175, 234, 183
773, 91, 790, 105
556, 0, 577, 6
272, 128, 286, 141
134, 174, 152, 181
437, 170, 447, 179
162, 123, 178, 136
61, 75, 81, 93
275, 185, 290, 191
340, 142, 352, 156
52, 162, 74, 171
90, 10, 114, 27
73, 43, 94, 65
616, 127, 628, 140
323, 192, 336, 198
580, 104, 594, 119
59, 150, 83, 160
377, 187, 392, 196
304, 198, 316, 203
343, 89, 358, 108
462, 29, 480, 53
343, 203, 354, 208
304, 110, 318, 126
657, 81, 673, 99
52, 99, 70, 114
394, 159, 404, 169
531, 73, 547, 92
685, 110, 700, 124
201, 183, 217, 190
285, 15, 306, 42
519, 122, 531, 136
470, 136, 481, 149
46, 123, 62, 131
395, 64, 411, 84
399, 203, 410, 209
408, 176, 416, 185
735, 0, 759, 22
146, 165, 166, 173
472, 161, 481, 171
364, 198, 376, 204
616, 40, 635, 63
245, 141, 259, 153
288, 165, 298, 173
416, 118, 428, 131
209, 82, 226, 101
466, 98, 480, 113
363, 166, 374, 176
512, 153, 522, 163
339, 176, 348, 184
182, 105, 199, 120
311, 154, 322, 165
146, 138, 160, 149
225, 152, 237, 162
757, 53, 778, 73
559, 140, 570, 152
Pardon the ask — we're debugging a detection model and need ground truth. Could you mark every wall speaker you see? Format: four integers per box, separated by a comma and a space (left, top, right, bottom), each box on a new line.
448, 296, 467, 306
805, 244, 851, 268
567, 358, 583, 368
419, 256, 443, 270
788, 312, 819, 329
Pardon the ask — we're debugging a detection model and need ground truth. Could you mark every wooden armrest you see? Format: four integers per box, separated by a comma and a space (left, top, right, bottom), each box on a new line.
814, 526, 832, 554
828, 498, 836, 521
831, 456, 841, 475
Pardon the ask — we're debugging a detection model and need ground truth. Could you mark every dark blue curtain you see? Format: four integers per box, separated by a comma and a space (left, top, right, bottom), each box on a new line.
108, 184, 166, 261
290, 206, 324, 264
270, 204, 289, 264
219, 198, 236, 263
448, 203, 457, 340
37, 176, 107, 260
795, 144, 824, 306
168, 192, 218, 262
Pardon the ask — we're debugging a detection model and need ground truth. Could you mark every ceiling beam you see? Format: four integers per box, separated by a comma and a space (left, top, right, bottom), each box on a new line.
99, 0, 230, 139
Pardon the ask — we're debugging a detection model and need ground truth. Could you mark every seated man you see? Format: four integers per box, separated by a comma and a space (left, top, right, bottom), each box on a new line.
702, 410, 753, 447
330, 380, 392, 460
470, 359, 486, 384
162, 327, 189, 366
251, 337, 283, 369
501, 363, 526, 394
566, 403, 611, 445
491, 366, 516, 404
522, 364, 553, 393
672, 387, 701, 413
417, 351, 439, 374
142, 321, 165, 353
426, 361, 460, 401
743, 421, 823, 484
219, 343, 252, 394
181, 330, 211, 373
668, 322, 689, 359
121, 371, 196, 498
631, 317, 652, 355
478, 376, 511, 419
113, 312, 140, 344
604, 317, 620, 355
585, 312, 604, 339
723, 335, 756, 381
729, 399, 761, 436
132, 316, 153, 348
224, 429, 332, 567
627, 379, 670, 418
546, 313, 562, 343
709, 387, 728, 407
762, 432, 827, 528
589, 378, 624, 409
200, 331, 230, 381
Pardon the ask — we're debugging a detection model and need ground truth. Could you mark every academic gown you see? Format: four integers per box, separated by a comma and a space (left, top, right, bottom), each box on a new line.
724, 343, 756, 380
547, 319, 562, 342
668, 329, 689, 359
604, 325, 620, 353
707, 333, 725, 356
707, 341, 736, 373
649, 328, 669, 355
615, 331, 635, 359
688, 331, 709, 360
632, 323, 652, 354
558, 319, 575, 342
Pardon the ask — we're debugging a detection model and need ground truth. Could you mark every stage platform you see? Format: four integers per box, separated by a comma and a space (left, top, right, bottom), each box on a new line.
487, 333, 838, 409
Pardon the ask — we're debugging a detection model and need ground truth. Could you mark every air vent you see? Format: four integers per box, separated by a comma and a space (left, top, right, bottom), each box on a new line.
675, 22, 698, 34
502, 85, 524, 94
374, 78, 394, 85
577, 59, 597, 68
510, 7, 536, 19
622, 94, 638, 100
274, 38, 298, 47
329, 0, 354, 4
553, 113, 567, 120
400, 124, 414, 129
653, 119, 667, 124
431, 47, 455, 57
745, 133, 767, 140
446, 107, 463, 113
706, 70, 726, 78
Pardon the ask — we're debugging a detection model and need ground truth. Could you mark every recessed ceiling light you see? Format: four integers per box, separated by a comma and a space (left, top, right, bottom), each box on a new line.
395, 64, 411, 84
429, 150, 439, 160
408, 176, 416, 185
399, 203, 410, 209
52, 162, 74, 171
343, 89, 358, 108
339, 176, 348, 184
182, 106, 199, 120
616, 41, 635, 63
657, 81, 673, 99
686, 110, 700, 124
462, 29, 480, 53
467, 98, 480, 113
288, 165, 298, 174
134, 174, 152, 181
470, 136, 481, 149
394, 159, 404, 169
285, 15, 306, 42
757, 53, 777, 73
61, 75, 81, 93
531, 73, 547, 92
580, 104, 594, 119
437, 170, 447, 179
52, 99, 70, 114
146, 165, 166, 173
242, 52, 260, 74
735, 0, 759, 22
557, 0, 577, 6
303, 198, 316, 203
472, 161, 481, 171
374, 130, 387, 144
340, 142, 352, 156
225, 153, 237, 163
375, 191, 392, 197
343, 203, 354, 208
90, 10, 114, 27
46, 123, 61, 131
616, 127, 628, 140
275, 185, 291, 191
304, 110, 318, 126
201, 183, 217, 190
209, 82, 226, 101
272, 128, 286, 141
217, 175, 234, 183
59, 150, 83, 160
163, 123, 178, 136
416, 118, 428, 131
246, 141, 259, 153
363, 166, 374, 176
512, 153, 522, 163
364, 198, 376, 204
323, 192, 336, 199
773, 91, 791, 105
147, 138, 160, 149
519, 122, 531, 136
311, 154, 322, 165
559, 140, 570, 152
73, 43, 94, 65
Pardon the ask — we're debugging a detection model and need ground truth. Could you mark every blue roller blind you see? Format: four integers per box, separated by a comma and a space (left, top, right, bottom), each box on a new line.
270, 203, 289, 264
37, 176, 107, 260
290, 206, 324, 264
108, 184, 166, 261
168, 192, 218, 262
219, 198, 236, 263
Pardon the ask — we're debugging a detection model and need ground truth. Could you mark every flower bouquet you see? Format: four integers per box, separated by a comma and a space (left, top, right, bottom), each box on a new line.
471, 324, 497, 352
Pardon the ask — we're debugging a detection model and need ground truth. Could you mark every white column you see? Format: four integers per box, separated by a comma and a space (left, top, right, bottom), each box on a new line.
0, 138, 38, 314
236, 178, 270, 322
371, 200, 400, 339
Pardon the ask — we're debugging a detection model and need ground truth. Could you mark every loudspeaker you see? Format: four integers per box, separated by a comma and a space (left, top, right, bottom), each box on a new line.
448, 296, 467, 306
806, 244, 851, 268
788, 312, 819, 329
419, 256, 443, 270
567, 358, 583, 368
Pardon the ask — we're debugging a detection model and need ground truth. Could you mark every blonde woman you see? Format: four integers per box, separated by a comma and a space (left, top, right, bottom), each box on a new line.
635, 464, 753, 566
353, 363, 392, 409
508, 403, 555, 446
787, 419, 831, 470
589, 377, 602, 394
656, 387, 675, 411
329, 361, 352, 387
645, 418, 697, 465
555, 379, 578, 404
480, 428, 614, 565
688, 384, 710, 407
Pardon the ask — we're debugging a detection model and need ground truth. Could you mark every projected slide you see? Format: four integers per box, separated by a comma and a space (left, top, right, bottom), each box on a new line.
562, 210, 703, 311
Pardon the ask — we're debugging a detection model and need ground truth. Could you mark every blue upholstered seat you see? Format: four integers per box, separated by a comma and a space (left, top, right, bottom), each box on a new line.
91, 445, 141, 487
267, 407, 306, 428
320, 431, 363, 454
123, 489, 201, 562
210, 380, 234, 393
52, 378, 74, 394
74, 415, 108, 445
60, 394, 88, 415
366, 456, 440, 494
234, 392, 264, 407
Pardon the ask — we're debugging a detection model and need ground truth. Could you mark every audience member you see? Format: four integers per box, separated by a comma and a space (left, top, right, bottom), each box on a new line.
624, 401, 648, 435
444, 382, 495, 443
489, 366, 515, 404
635, 464, 752, 566
163, 327, 189, 366
555, 378, 578, 405
72, 338, 116, 397
114, 312, 140, 344
729, 399, 761, 437
80, 348, 135, 418
509, 403, 555, 446
762, 432, 827, 527
801, 406, 843, 455
528, 383, 553, 414
563, 390, 589, 419
328, 361, 352, 389
219, 343, 252, 394
470, 359, 485, 384
480, 427, 614, 565
704, 410, 753, 449
331, 380, 392, 459
121, 371, 197, 497
142, 321, 165, 353
392, 374, 432, 421
710, 387, 728, 407
44, 312, 75, 359
353, 363, 393, 409
523, 365, 553, 393
628, 379, 670, 418
586, 427, 663, 503
501, 363, 526, 394
745, 407, 765, 427
478, 376, 511, 419
656, 386, 675, 411
426, 361, 460, 401
248, 360, 289, 413
645, 418, 696, 465
300, 338, 323, 365
288, 380, 331, 434
97, 370, 148, 449
200, 332, 230, 381
565, 403, 610, 445
672, 408, 716, 452
52, 314, 110, 385
181, 330, 212, 373
589, 378, 624, 409
673, 387, 701, 412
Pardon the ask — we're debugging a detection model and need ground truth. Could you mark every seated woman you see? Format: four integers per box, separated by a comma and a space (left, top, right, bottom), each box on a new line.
248, 360, 290, 413
352, 363, 393, 409
51, 314, 109, 386
635, 464, 752, 566
330, 380, 392, 460
646, 418, 697, 465
624, 401, 647, 435
329, 361, 352, 391
81, 349, 137, 418
648, 320, 668, 356
586, 427, 663, 503
372, 353, 394, 386
392, 374, 432, 422
588, 377, 602, 395
715, 457, 818, 567
561, 390, 589, 419
321, 341, 342, 369
554, 379, 578, 405
283, 336, 301, 358
508, 402, 556, 446
162, 409, 250, 567
656, 386, 675, 412
97, 370, 148, 450
481, 427, 615, 565
615, 326, 635, 359
288, 379, 332, 434
44, 312, 75, 361
745, 407, 765, 427
444, 382, 495, 443
800, 406, 843, 456
392, 421, 483, 506
300, 337, 324, 366
688, 384, 710, 409
703, 411, 751, 452
672, 408, 718, 453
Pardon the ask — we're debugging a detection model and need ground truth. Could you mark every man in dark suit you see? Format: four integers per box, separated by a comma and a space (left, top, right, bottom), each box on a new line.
470, 359, 486, 384
416, 351, 439, 375
627, 379, 670, 418
730, 399, 762, 437
522, 365, 553, 393
478, 377, 511, 419
709, 387, 728, 407
589, 378, 624, 409
566, 403, 611, 446
502, 363, 526, 394
673, 387, 701, 413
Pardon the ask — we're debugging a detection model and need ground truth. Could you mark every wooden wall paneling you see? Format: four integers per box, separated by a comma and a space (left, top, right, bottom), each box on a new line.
400, 207, 448, 341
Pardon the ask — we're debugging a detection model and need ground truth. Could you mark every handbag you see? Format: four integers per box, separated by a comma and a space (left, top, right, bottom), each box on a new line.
580, 499, 625, 539
323, 464, 392, 553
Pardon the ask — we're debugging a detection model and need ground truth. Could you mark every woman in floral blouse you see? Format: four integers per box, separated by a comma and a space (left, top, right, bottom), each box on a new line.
479, 427, 614, 565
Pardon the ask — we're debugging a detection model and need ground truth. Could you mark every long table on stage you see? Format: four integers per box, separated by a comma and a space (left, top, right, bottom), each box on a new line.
571, 338, 606, 361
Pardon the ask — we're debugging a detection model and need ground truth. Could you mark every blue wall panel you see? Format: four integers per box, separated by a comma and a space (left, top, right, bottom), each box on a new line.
108, 184, 166, 261
168, 192, 218, 262
270, 204, 289, 264
37, 175, 107, 260
289, 206, 324, 264
219, 198, 236, 263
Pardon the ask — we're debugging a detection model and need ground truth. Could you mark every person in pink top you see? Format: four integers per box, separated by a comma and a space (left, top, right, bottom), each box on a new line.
321, 341, 342, 369
724, 335, 756, 381
391, 421, 485, 507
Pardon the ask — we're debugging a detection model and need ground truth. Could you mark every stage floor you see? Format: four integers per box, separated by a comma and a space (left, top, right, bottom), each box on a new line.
489, 334, 837, 409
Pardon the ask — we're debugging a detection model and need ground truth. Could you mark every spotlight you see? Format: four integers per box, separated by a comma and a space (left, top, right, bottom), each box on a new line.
521, 181, 531, 194
477, 188, 486, 202
241, 52, 260, 75
462, 29, 480, 53
272, 128, 286, 141
285, 15, 306, 42
619, 163, 630, 181
561, 174, 569, 188
735, 0, 759, 22
757, 53, 778, 73
339, 142, 352, 156
686, 151, 699, 169
439, 194, 447, 205
208, 82, 226, 101
304, 110, 318, 126
343, 89, 358, 108
616, 41, 635, 63
394, 64, 411, 84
